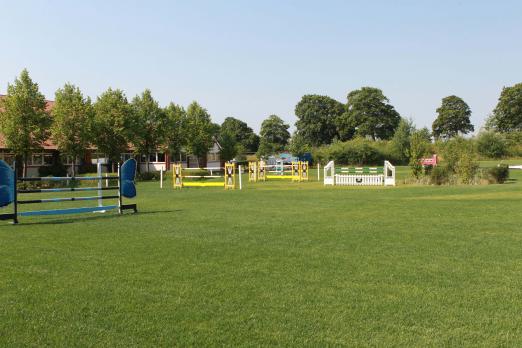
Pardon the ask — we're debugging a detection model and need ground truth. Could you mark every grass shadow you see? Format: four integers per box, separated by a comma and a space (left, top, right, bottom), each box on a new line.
7, 209, 182, 226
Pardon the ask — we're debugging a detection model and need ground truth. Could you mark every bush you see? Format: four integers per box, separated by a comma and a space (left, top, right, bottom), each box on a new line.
477, 132, 507, 158
487, 165, 509, 184
435, 137, 479, 184
38, 162, 67, 177
430, 165, 450, 185
312, 138, 387, 165
137, 171, 161, 181
505, 131, 522, 157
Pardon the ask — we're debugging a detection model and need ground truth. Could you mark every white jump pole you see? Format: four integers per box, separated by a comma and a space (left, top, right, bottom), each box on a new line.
317, 163, 320, 181
160, 168, 163, 188
239, 165, 243, 190
96, 162, 106, 213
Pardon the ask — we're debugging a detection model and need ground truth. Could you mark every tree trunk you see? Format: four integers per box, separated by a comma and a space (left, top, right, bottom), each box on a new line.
72, 155, 77, 177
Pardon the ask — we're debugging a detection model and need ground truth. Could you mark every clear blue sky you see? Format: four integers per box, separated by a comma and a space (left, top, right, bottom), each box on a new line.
1, 0, 521, 133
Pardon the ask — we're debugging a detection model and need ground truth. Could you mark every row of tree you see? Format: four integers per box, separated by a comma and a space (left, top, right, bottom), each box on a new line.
0, 70, 270, 175
1, 69, 521, 176
293, 83, 522, 151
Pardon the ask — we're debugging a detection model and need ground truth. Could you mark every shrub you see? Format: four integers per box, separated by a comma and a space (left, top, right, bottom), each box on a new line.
38, 162, 67, 177
137, 171, 161, 181
505, 131, 522, 157
487, 165, 509, 184
408, 130, 430, 179
312, 138, 386, 165
477, 132, 507, 158
430, 165, 450, 185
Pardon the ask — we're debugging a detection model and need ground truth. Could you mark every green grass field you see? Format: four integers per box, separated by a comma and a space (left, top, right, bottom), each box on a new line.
1, 165, 522, 346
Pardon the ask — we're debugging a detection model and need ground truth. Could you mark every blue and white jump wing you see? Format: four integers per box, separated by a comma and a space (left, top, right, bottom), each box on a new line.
0, 160, 15, 207
120, 159, 137, 198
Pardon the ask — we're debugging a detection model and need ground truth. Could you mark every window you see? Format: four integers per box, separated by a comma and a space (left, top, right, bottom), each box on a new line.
149, 153, 156, 163
170, 153, 185, 162
63, 156, 80, 165
121, 153, 134, 161
157, 153, 165, 162
43, 154, 54, 165
32, 154, 43, 165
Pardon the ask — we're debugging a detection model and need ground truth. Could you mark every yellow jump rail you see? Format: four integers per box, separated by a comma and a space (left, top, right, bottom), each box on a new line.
172, 163, 236, 189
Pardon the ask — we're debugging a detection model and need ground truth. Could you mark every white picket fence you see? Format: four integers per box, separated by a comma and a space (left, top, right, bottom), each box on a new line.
334, 174, 384, 186
324, 160, 396, 186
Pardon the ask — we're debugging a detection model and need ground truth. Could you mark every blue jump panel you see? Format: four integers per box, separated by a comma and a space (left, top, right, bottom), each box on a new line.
19, 205, 118, 217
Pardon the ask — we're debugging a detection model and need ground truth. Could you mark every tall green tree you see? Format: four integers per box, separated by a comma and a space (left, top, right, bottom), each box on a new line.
163, 102, 187, 162
288, 132, 311, 157
0, 69, 51, 176
51, 83, 94, 176
409, 129, 430, 178
217, 130, 239, 162
220, 117, 259, 153
130, 89, 168, 172
432, 95, 474, 139
185, 102, 214, 166
487, 83, 522, 132
92, 88, 132, 171
390, 118, 415, 164
294, 95, 344, 146
336, 87, 401, 140
257, 115, 290, 156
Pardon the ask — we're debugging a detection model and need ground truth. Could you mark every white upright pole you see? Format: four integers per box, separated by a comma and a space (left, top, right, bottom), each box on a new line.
160, 168, 163, 188
96, 162, 105, 213
317, 163, 320, 181
239, 165, 242, 190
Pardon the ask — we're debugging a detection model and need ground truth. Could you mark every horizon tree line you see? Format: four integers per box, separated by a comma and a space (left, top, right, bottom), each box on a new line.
1, 69, 521, 175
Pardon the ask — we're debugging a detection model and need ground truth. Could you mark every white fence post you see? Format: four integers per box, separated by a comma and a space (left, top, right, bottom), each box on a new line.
239, 165, 242, 190
96, 162, 106, 213
160, 168, 163, 188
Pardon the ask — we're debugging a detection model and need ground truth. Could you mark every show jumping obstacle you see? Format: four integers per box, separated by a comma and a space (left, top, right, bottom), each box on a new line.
420, 154, 438, 167
248, 160, 309, 182
323, 160, 396, 186
0, 159, 138, 224
172, 163, 239, 189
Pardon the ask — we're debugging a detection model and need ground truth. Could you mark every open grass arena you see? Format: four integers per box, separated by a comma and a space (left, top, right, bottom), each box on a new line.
1, 165, 521, 346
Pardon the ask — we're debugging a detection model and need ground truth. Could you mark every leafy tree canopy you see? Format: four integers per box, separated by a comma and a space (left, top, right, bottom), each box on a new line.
294, 95, 344, 146
390, 118, 415, 164
163, 103, 187, 158
185, 101, 215, 161
336, 87, 401, 140
130, 89, 168, 171
220, 117, 259, 153
0, 69, 51, 175
51, 83, 94, 175
218, 130, 239, 162
488, 83, 522, 132
288, 132, 311, 157
432, 95, 474, 139
257, 115, 290, 156
92, 88, 132, 166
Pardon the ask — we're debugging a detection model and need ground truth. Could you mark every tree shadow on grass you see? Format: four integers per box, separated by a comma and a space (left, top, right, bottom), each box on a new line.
7, 209, 183, 227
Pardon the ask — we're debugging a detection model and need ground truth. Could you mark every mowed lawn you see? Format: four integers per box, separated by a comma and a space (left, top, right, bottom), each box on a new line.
1, 167, 522, 346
